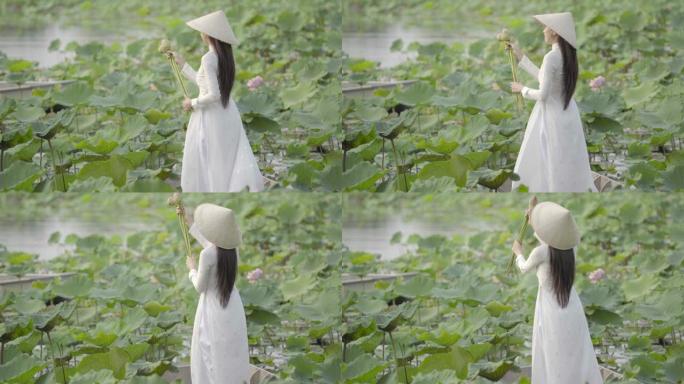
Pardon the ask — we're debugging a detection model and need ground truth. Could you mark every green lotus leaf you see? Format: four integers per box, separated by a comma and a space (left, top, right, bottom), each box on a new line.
0, 354, 46, 383
0, 161, 42, 191
12, 104, 45, 123
343, 354, 386, 381
320, 161, 384, 191
73, 347, 130, 379
54, 82, 93, 106
623, 82, 658, 108
396, 82, 435, 106
281, 82, 316, 109
416, 155, 471, 187
416, 345, 470, 379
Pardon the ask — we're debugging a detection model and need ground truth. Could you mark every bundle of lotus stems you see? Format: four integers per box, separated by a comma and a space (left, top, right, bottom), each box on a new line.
159, 39, 189, 98
508, 195, 538, 272
168, 193, 192, 260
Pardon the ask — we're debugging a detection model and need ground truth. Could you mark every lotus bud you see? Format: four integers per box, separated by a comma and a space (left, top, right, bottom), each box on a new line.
168, 192, 181, 206
247, 76, 264, 91
588, 268, 606, 283
589, 76, 606, 91
497, 29, 511, 42
158, 39, 172, 54
247, 268, 264, 283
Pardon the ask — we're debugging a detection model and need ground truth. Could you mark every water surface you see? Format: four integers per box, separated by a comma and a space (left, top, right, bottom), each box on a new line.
0, 218, 150, 260
0, 24, 145, 68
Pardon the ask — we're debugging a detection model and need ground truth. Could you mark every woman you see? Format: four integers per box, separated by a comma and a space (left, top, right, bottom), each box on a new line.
511, 201, 603, 384
186, 203, 250, 384
172, 10, 264, 192
509, 12, 596, 192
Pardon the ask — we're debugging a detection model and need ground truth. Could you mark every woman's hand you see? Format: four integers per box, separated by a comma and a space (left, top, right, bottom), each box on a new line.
186, 255, 197, 270
182, 97, 193, 112
512, 240, 523, 257
172, 52, 185, 67
506, 42, 524, 61
510, 82, 524, 93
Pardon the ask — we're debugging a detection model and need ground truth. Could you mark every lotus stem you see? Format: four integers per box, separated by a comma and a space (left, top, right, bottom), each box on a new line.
507, 196, 537, 272
178, 209, 192, 260
507, 219, 529, 272
159, 39, 189, 98
168, 193, 192, 259
168, 56, 189, 98
506, 46, 524, 111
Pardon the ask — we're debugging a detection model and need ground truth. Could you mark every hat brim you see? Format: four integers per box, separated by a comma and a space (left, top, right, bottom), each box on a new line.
186, 11, 240, 46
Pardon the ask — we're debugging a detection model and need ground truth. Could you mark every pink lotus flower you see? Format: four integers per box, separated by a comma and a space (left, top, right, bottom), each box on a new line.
247, 268, 263, 283
588, 268, 606, 283
589, 76, 606, 91
247, 76, 264, 91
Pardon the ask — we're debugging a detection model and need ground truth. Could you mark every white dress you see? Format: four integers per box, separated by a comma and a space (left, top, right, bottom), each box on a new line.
512, 43, 597, 192
188, 224, 250, 384
517, 243, 603, 384
180, 48, 264, 192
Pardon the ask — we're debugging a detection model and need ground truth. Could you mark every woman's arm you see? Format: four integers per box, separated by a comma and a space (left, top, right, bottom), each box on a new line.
521, 53, 557, 102
191, 53, 221, 109
181, 63, 198, 84
508, 42, 539, 78
172, 52, 197, 84
189, 246, 215, 293
514, 244, 546, 274
518, 56, 540, 78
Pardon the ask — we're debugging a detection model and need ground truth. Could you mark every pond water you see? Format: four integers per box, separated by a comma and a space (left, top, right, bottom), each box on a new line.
0, 24, 145, 68
343, 20, 494, 68
343, 214, 489, 261
0, 218, 150, 260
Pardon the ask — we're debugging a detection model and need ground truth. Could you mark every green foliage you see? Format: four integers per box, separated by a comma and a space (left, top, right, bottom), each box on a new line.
341, 192, 684, 383
0, 0, 343, 192
0, 192, 343, 382
342, 0, 684, 191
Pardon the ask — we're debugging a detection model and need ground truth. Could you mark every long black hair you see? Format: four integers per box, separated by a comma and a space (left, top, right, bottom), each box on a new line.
216, 247, 238, 307
557, 36, 578, 110
549, 246, 575, 308
207, 36, 236, 108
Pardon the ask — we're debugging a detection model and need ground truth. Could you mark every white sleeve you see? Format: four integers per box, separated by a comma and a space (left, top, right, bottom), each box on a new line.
191, 54, 221, 109
516, 245, 547, 274
189, 223, 211, 249
517, 55, 540, 78
189, 246, 216, 292
521, 53, 557, 102
181, 63, 197, 84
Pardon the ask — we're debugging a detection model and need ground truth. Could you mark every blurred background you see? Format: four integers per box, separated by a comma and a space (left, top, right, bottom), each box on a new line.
0, 192, 343, 383
341, 192, 684, 382
340, 0, 683, 192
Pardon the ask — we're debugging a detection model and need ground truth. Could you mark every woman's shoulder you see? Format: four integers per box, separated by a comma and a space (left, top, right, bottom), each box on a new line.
531, 243, 550, 260
200, 244, 218, 261
201, 51, 218, 65
543, 49, 562, 65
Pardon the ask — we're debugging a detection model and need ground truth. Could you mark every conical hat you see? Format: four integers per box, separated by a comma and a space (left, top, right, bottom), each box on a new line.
194, 204, 242, 249
187, 10, 239, 46
533, 12, 577, 48
530, 202, 580, 250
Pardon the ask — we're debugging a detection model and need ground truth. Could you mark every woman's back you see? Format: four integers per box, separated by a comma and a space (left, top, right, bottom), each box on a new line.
520, 243, 589, 315
190, 244, 249, 383
196, 245, 242, 307
536, 47, 567, 106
